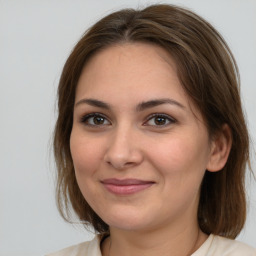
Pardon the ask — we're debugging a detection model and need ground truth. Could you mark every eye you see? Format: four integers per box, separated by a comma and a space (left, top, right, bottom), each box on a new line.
80, 113, 111, 126
144, 114, 175, 127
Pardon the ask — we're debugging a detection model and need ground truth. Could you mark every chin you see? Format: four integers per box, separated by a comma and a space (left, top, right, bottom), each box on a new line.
101, 208, 155, 231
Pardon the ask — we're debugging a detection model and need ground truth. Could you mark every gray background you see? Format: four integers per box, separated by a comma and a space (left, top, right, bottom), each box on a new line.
0, 0, 255, 255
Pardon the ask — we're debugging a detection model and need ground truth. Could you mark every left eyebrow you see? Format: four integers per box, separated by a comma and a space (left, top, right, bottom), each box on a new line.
136, 98, 185, 112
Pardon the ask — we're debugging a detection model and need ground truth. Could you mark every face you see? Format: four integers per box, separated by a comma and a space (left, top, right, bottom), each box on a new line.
70, 43, 214, 232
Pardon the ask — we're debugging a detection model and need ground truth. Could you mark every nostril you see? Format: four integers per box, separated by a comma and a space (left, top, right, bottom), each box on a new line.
106, 160, 134, 170
105, 154, 140, 170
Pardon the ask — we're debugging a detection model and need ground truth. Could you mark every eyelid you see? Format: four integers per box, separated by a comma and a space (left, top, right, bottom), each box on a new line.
79, 112, 111, 126
143, 113, 176, 126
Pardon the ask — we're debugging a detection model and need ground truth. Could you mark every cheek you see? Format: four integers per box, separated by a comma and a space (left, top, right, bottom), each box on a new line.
148, 134, 210, 180
70, 132, 103, 176
70, 132, 105, 206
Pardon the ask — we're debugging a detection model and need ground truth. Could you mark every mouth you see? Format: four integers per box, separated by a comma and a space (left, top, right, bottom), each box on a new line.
101, 178, 155, 195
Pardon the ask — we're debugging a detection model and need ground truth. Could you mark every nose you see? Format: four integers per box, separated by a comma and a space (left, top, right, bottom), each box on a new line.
104, 126, 143, 170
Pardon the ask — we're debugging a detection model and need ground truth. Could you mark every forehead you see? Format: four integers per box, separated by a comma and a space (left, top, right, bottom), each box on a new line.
76, 43, 186, 100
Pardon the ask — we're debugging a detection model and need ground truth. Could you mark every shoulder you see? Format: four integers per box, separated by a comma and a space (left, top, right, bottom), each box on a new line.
210, 235, 256, 255
194, 234, 256, 256
45, 235, 102, 256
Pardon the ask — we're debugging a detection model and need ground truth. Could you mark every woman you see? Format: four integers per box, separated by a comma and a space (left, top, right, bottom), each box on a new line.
48, 4, 256, 256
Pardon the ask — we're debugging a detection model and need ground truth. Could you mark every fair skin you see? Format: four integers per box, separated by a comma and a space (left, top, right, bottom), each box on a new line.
70, 43, 231, 256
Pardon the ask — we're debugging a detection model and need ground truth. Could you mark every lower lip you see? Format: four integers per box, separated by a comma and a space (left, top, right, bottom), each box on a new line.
102, 183, 154, 195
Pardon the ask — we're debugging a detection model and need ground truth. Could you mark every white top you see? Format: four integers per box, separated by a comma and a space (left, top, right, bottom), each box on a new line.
46, 234, 256, 256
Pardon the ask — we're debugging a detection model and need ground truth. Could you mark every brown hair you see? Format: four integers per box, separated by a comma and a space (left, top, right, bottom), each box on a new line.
53, 4, 250, 238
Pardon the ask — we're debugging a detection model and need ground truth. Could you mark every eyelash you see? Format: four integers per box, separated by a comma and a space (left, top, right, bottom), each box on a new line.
80, 113, 111, 127
79, 113, 176, 127
143, 113, 176, 127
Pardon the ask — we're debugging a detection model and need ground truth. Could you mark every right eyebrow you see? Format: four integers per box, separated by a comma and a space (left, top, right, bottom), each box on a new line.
75, 98, 111, 109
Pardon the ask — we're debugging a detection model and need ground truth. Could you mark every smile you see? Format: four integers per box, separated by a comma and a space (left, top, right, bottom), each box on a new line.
101, 179, 155, 195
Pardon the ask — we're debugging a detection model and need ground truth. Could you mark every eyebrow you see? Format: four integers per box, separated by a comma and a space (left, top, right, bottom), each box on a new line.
136, 98, 185, 111
75, 98, 111, 109
75, 98, 185, 111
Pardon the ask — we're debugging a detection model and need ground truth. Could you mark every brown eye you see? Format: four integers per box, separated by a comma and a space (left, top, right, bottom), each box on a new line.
81, 113, 111, 126
144, 114, 175, 127
154, 117, 168, 125
93, 116, 105, 125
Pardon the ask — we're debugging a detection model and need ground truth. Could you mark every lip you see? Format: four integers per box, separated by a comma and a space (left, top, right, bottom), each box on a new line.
101, 179, 155, 195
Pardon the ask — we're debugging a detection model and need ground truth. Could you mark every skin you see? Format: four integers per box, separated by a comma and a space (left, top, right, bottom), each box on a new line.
70, 43, 231, 256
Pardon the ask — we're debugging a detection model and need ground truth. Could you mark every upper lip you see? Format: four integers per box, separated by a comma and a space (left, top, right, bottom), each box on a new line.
101, 178, 155, 185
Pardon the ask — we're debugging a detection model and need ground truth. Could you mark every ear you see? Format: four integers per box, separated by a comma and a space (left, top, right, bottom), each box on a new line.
206, 124, 232, 172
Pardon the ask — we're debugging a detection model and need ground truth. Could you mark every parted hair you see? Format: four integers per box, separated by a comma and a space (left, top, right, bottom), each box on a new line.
53, 4, 250, 238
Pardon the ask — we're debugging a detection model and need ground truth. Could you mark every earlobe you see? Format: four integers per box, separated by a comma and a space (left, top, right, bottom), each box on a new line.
207, 124, 232, 172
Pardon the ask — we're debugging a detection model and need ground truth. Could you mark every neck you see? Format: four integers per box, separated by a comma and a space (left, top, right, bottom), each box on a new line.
102, 219, 208, 256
